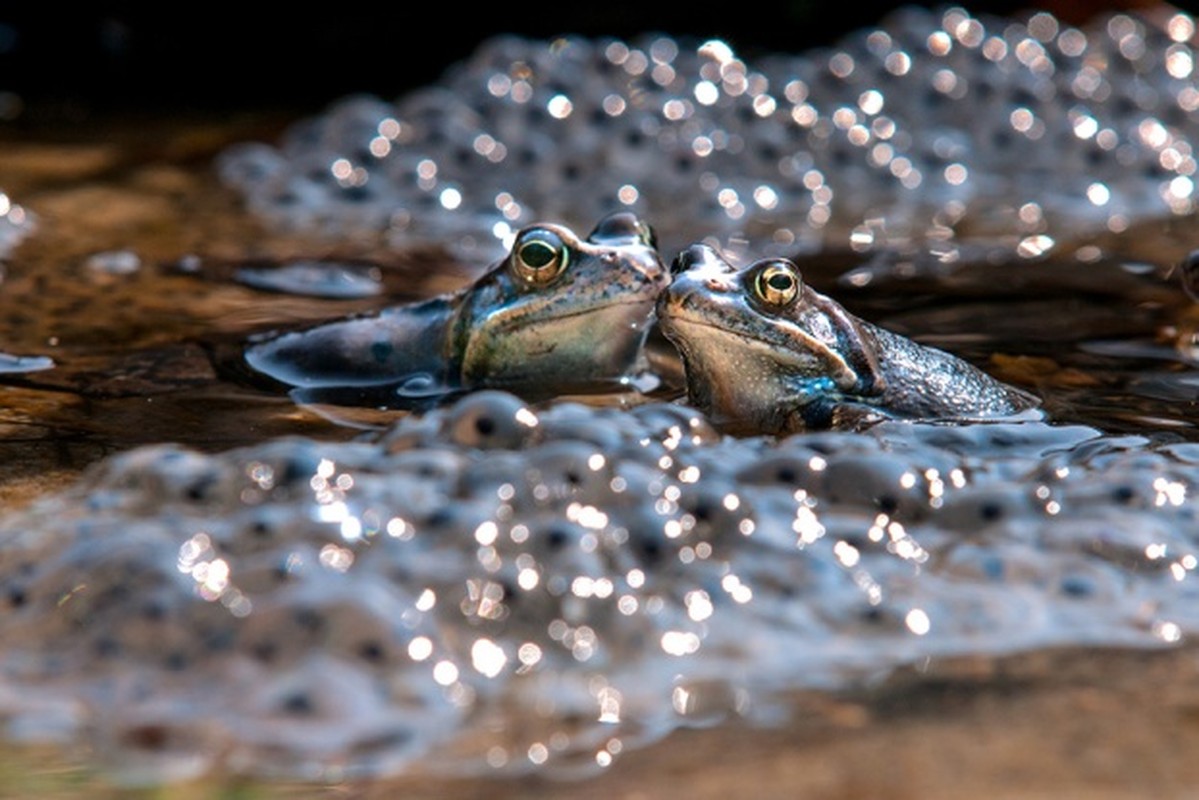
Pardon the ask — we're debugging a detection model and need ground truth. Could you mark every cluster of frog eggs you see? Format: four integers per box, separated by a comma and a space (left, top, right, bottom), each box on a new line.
1, 391, 1197, 780
219, 6, 1199, 261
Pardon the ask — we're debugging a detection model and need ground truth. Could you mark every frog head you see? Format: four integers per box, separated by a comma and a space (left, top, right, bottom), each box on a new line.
457, 212, 667, 393
656, 244, 884, 431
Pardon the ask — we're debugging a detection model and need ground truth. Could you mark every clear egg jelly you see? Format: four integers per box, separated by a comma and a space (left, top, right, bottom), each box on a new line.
219, 7, 1199, 263
0, 391, 1195, 781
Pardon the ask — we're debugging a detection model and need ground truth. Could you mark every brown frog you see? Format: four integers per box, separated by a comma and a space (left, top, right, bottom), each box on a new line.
245, 213, 667, 406
657, 244, 1039, 433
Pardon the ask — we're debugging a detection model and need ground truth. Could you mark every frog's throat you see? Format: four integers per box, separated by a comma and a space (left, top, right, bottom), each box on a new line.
444, 293, 656, 381
662, 313, 860, 390
474, 295, 656, 335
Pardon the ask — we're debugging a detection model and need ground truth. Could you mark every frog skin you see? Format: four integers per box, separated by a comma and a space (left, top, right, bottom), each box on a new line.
657, 244, 1040, 434
244, 213, 667, 406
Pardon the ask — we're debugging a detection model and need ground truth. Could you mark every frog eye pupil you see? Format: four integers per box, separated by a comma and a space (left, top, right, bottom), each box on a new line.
520, 241, 557, 269
767, 272, 793, 292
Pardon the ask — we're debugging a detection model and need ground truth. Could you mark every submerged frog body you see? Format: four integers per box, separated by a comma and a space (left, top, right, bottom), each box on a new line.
245, 213, 666, 406
658, 244, 1039, 433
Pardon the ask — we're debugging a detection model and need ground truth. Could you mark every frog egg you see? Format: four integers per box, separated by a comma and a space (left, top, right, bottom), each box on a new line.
305, 94, 398, 155
241, 168, 329, 230
389, 94, 481, 148
216, 142, 288, 192
940, 537, 1122, 613
664, 479, 757, 549
558, 177, 645, 231
592, 113, 662, 174
406, 131, 503, 190
907, 420, 1093, 463
516, 439, 616, 506
455, 450, 538, 504
534, 403, 628, 452
100, 709, 224, 785
1052, 469, 1164, 511
11, 530, 180, 633
530, 154, 598, 218
383, 445, 468, 483
275, 113, 330, 157
617, 501, 698, 572
682, 439, 763, 484
934, 485, 1038, 531
442, 391, 539, 450
819, 454, 936, 516
95, 599, 238, 673
0, 554, 40, 626
735, 454, 828, 490
235, 584, 418, 671
810, 590, 915, 640
223, 547, 304, 597
255, 149, 345, 198
939, 540, 1030, 584
1042, 508, 1186, 573
464, 554, 626, 649
225, 9, 1199, 255
367, 526, 477, 592
43, 569, 237, 674
627, 401, 722, 447
458, 31, 533, 71
219, 655, 454, 776
403, 495, 485, 543
1046, 558, 1131, 608
322, 172, 398, 217
511, 517, 611, 577
86, 445, 238, 509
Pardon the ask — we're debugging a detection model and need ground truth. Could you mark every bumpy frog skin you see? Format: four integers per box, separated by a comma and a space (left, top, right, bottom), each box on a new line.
658, 244, 1039, 433
245, 213, 666, 405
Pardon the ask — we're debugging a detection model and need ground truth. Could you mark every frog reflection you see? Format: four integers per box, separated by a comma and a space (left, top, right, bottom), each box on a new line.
245, 213, 667, 406
657, 244, 1039, 434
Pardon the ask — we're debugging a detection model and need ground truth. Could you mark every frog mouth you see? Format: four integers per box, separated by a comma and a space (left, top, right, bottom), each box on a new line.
659, 311, 857, 382
487, 294, 659, 333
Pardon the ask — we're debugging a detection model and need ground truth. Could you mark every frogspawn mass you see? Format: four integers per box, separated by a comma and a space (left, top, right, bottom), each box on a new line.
222, 6, 1198, 261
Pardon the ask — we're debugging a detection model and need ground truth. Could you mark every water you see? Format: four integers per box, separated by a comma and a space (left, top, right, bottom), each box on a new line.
233, 260, 384, 299
1, 3, 1199, 794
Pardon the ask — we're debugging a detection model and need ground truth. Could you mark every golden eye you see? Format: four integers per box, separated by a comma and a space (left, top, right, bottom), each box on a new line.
753, 260, 801, 306
511, 229, 568, 285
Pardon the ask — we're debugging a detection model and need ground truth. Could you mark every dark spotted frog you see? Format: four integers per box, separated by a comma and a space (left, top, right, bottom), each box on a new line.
245, 213, 667, 406
657, 244, 1039, 433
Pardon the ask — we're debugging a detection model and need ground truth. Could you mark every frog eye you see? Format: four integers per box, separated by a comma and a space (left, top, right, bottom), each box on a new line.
511, 229, 569, 285
752, 260, 801, 307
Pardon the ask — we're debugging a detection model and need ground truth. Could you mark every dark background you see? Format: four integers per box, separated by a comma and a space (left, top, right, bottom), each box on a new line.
0, 1, 1135, 122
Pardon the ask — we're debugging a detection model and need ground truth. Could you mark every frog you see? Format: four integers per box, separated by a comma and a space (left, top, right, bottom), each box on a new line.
656, 244, 1040, 434
244, 212, 667, 407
